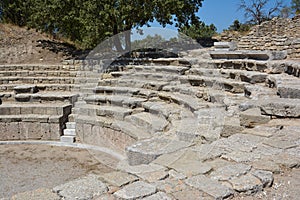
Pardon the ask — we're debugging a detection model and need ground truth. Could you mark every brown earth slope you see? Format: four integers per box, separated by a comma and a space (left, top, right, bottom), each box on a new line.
0, 23, 79, 64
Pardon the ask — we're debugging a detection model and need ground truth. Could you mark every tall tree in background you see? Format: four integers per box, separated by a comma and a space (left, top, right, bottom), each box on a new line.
292, 0, 300, 15
179, 21, 217, 39
239, 0, 284, 24
0, 0, 204, 49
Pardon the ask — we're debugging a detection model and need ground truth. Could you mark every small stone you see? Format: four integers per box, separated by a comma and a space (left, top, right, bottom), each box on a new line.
114, 181, 156, 199
251, 170, 274, 187
185, 175, 233, 199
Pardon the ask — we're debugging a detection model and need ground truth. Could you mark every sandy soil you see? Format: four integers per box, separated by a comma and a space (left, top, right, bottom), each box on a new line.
0, 144, 116, 199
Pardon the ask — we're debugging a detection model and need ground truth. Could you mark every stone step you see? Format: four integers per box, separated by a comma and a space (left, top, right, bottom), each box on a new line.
112, 120, 152, 140
93, 86, 140, 95
0, 114, 64, 140
244, 84, 278, 100
285, 60, 300, 78
0, 114, 64, 123
0, 70, 78, 77
180, 75, 248, 93
74, 104, 133, 120
141, 101, 185, 119
188, 68, 268, 84
162, 84, 209, 99
125, 112, 169, 134
96, 78, 171, 92
124, 65, 189, 74
110, 71, 180, 82
0, 102, 72, 116
13, 92, 79, 104
14, 85, 38, 94
0, 83, 80, 92
259, 97, 300, 118
60, 135, 75, 143
266, 74, 300, 99
63, 129, 76, 136
126, 137, 191, 165
209, 50, 286, 61
158, 91, 224, 112
88, 86, 158, 99
0, 64, 78, 72
84, 94, 147, 108
0, 76, 76, 85
66, 122, 76, 129
195, 59, 269, 72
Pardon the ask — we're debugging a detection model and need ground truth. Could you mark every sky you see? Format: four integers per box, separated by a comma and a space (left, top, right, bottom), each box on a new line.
199, 0, 292, 32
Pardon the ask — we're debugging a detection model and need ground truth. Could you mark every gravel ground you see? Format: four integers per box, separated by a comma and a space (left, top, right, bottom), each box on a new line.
0, 144, 116, 199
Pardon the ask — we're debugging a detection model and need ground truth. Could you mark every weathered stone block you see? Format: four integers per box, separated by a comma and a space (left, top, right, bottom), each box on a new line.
240, 108, 270, 127
259, 98, 300, 117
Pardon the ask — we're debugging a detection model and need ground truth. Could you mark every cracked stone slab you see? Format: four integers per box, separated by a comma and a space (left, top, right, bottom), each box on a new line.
126, 138, 190, 165
114, 181, 156, 199
52, 174, 107, 200
136, 170, 169, 183
100, 171, 138, 187
166, 150, 212, 176
185, 175, 234, 199
229, 174, 263, 193
210, 163, 252, 181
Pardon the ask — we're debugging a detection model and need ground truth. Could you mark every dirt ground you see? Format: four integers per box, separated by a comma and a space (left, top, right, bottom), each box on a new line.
0, 23, 83, 64
0, 144, 116, 199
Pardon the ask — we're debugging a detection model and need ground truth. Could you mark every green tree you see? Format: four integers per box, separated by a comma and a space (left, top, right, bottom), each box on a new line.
228, 20, 251, 32
292, 0, 300, 15
239, 0, 284, 24
1, 0, 204, 49
179, 21, 217, 40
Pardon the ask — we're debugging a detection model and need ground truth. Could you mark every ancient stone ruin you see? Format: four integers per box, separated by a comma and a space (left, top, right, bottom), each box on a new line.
0, 20, 300, 199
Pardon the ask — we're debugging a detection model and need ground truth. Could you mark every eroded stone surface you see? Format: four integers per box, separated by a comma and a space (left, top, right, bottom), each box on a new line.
53, 174, 107, 200
185, 175, 234, 199
113, 181, 156, 199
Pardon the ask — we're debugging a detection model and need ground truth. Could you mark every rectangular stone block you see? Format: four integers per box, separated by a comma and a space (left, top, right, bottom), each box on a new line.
240, 108, 270, 127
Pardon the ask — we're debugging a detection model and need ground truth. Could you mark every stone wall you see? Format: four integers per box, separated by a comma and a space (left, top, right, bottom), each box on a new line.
216, 15, 300, 58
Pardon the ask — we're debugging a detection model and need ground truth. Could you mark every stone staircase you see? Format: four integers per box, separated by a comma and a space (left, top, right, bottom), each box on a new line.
68, 49, 300, 198
1, 49, 300, 198
0, 63, 97, 141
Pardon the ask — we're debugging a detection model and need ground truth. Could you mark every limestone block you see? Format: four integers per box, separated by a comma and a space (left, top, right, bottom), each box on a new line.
126, 138, 190, 166
114, 181, 156, 199
240, 108, 270, 127
259, 98, 300, 117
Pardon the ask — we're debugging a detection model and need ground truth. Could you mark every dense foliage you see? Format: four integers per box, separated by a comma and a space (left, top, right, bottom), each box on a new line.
0, 0, 204, 49
179, 21, 217, 40
227, 20, 251, 32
